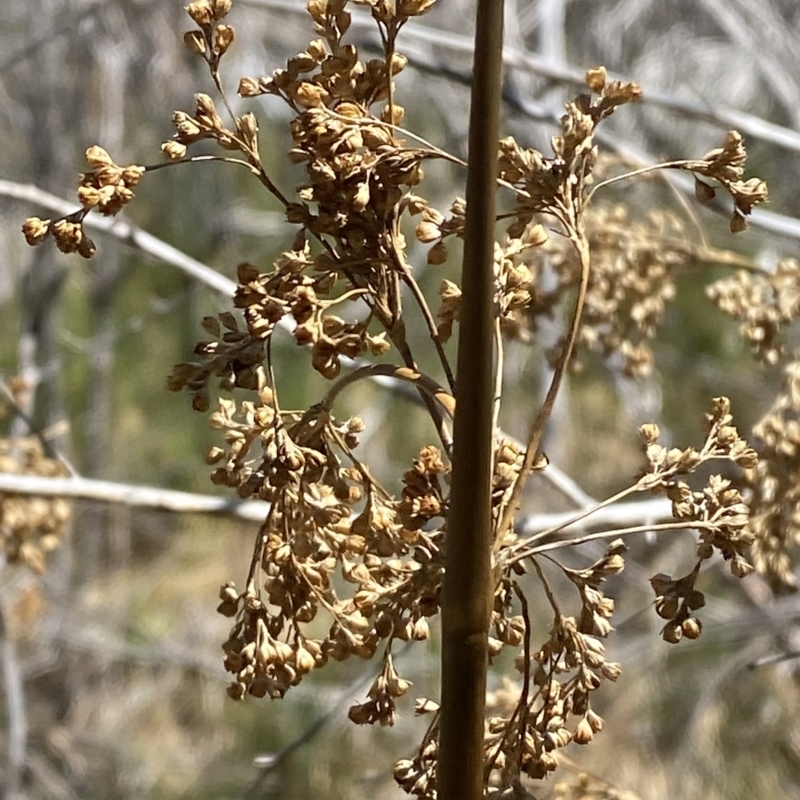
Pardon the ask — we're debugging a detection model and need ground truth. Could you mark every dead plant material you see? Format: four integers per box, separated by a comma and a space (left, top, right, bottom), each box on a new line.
20, 1, 796, 797
0, 436, 70, 574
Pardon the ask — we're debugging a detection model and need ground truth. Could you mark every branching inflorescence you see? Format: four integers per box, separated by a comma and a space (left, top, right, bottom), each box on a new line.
19, 0, 800, 796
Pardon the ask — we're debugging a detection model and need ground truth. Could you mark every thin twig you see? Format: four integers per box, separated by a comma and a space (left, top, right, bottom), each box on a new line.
0, 592, 27, 797
520, 519, 699, 559
494, 220, 593, 551
0, 380, 78, 476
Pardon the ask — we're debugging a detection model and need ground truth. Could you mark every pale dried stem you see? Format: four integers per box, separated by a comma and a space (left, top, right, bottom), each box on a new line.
491, 318, 504, 460
494, 217, 593, 552
531, 555, 562, 617
499, 483, 642, 566
390, 238, 456, 390
587, 159, 712, 203
521, 519, 707, 559
322, 363, 454, 418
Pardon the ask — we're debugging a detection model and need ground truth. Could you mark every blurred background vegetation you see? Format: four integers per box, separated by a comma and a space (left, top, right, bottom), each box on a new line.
1, 0, 800, 798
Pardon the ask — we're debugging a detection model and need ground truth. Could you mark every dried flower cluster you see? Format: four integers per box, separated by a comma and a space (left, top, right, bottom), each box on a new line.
395, 541, 625, 797
22, 146, 144, 259
638, 397, 758, 641
691, 130, 769, 233
497, 67, 643, 227
0, 437, 70, 574
535, 205, 688, 376
707, 258, 800, 365
744, 358, 800, 591
182, 0, 235, 69
548, 773, 643, 800
17, 0, 785, 796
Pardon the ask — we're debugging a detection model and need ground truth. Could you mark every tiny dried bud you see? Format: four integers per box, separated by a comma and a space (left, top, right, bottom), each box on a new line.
662, 622, 683, 644
22, 216, 50, 245
77, 186, 101, 209
295, 82, 328, 109
573, 716, 594, 744
427, 240, 448, 265
216, 599, 238, 617
238, 77, 262, 98
185, 0, 213, 27
183, 30, 207, 54
682, 617, 702, 639
161, 141, 187, 161
121, 165, 144, 185
218, 582, 238, 603
730, 212, 748, 234
695, 178, 716, 204
416, 221, 440, 243
215, 24, 235, 55
238, 112, 258, 147
656, 596, 679, 620
585, 66, 607, 93
195, 93, 218, 121
212, 0, 232, 19
639, 423, 660, 444
307, 38, 327, 60
85, 145, 114, 169
77, 236, 96, 259
295, 646, 316, 674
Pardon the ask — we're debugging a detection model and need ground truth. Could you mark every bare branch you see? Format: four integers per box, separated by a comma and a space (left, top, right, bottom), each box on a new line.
0, 473, 269, 522
0, 471, 657, 545
0, 592, 27, 798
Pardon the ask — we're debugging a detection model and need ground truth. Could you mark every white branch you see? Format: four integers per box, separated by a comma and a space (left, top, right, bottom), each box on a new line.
0, 472, 672, 534
0, 596, 27, 798
0, 473, 269, 522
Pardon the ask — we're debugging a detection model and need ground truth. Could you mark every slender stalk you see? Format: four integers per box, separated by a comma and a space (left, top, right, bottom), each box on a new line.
0, 595, 27, 799
439, 2, 504, 798
494, 225, 592, 550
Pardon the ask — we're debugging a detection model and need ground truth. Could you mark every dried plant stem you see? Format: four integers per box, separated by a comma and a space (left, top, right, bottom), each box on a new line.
439, 1, 504, 797
494, 225, 592, 550
321, 363, 454, 417
210, 67, 237, 124
245, 514, 272, 595
521, 520, 704, 559
0, 596, 27, 798
144, 153, 290, 206
587, 159, 708, 202
492, 318, 504, 453
531, 555, 562, 616
391, 240, 456, 390
499, 483, 642, 567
